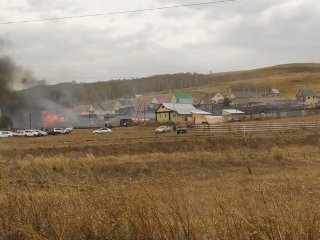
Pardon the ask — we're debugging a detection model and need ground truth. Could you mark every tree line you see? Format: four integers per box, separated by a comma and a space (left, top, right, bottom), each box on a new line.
18, 73, 208, 106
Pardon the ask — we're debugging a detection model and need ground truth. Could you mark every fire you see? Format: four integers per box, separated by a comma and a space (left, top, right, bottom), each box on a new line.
131, 117, 149, 123
41, 111, 65, 126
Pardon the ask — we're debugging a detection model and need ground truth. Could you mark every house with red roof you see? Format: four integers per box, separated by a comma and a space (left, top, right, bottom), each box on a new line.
150, 95, 170, 109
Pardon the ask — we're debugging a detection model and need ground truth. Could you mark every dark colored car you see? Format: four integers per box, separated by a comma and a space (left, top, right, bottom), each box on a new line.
176, 124, 188, 134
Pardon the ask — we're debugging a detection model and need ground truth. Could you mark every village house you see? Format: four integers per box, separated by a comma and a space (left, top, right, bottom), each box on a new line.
222, 109, 246, 121
200, 92, 224, 105
227, 91, 251, 105
191, 110, 212, 124
268, 88, 280, 97
296, 89, 319, 105
211, 92, 225, 104
93, 102, 115, 116
155, 103, 211, 124
197, 92, 225, 114
73, 105, 103, 127
170, 93, 193, 104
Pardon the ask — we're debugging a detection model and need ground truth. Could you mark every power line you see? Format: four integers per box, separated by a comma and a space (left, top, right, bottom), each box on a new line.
0, 0, 238, 25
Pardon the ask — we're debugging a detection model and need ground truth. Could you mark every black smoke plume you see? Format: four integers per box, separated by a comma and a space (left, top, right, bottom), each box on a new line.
0, 54, 42, 112
0, 55, 20, 112
0, 48, 79, 128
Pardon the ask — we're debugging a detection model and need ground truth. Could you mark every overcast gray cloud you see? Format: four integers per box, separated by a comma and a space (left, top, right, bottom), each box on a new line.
0, 0, 319, 85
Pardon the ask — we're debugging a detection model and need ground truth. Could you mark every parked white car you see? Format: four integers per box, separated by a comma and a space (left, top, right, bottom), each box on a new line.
64, 125, 74, 133
155, 125, 172, 133
93, 127, 112, 134
52, 128, 66, 134
24, 130, 40, 137
13, 130, 26, 137
35, 130, 48, 136
0, 131, 14, 138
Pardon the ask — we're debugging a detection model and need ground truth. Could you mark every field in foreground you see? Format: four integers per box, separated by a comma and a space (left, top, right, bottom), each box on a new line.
0, 122, 320, 239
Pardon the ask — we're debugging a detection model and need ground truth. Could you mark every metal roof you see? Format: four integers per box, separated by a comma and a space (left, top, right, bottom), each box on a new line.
271, 88, 280, 94
162, 103, 196, 115
177, 98, 193, 104
190, 109, 212, 115
229, 91, 250, 99
161, 103, 211, 115
297, 89, 317, 97
151, 96, 170, 104
172, 93, 192, 100
222, 109, 245, 114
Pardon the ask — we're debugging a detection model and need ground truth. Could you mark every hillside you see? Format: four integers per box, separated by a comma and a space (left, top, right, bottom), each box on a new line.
195, 63, 320, 96
18, 63, 320, 106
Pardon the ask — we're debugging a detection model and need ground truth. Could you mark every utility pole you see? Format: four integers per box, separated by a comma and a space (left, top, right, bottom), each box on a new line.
29, 112, 32, 129
209, 93, 212, 113
143, 103, 146, 124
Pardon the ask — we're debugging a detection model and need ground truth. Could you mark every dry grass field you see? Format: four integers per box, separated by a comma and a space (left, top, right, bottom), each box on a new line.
192, 63, 320, 96
0, 119, 320, 239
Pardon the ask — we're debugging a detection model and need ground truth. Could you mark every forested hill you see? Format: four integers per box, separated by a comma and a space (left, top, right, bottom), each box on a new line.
18, 63, 320, 106
18, 73, 206, 106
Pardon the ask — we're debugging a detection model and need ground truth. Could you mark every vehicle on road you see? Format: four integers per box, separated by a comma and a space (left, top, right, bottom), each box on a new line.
155, 125, 172, 133
176, 124, 188, 134
0, 131, 14, 138
93, 127, 112, 134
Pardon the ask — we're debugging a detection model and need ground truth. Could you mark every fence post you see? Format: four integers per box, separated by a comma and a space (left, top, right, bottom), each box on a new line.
243, 123, 246, 140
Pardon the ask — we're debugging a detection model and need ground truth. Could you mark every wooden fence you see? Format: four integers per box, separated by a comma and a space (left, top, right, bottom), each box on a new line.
195, 121, 320, 134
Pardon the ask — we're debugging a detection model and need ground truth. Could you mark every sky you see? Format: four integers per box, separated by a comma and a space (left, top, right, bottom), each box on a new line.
0, 0, 319, 85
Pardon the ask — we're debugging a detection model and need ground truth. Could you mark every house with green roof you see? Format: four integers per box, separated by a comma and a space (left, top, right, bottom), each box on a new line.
296, 89, 319, 105
170, 92, 193, 104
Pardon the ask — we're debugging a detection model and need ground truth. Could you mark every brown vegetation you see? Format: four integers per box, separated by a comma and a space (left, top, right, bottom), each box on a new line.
0, 125, 320, 239
197, 63, 320, 97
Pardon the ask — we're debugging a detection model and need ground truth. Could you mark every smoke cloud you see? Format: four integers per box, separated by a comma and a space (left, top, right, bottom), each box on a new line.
0, 51, 77, 128
0, 53, 44, 111
0, 43, 70, 128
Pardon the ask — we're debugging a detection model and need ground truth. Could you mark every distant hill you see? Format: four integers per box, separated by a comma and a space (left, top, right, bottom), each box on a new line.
197, 63, 320, 96
18, 63, 320, 107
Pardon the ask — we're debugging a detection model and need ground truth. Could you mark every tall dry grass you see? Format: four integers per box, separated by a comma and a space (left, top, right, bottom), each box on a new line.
0, 173, 320, 239
0, 128, 319, 239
